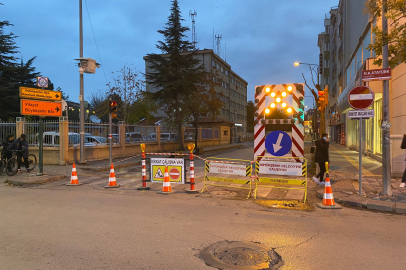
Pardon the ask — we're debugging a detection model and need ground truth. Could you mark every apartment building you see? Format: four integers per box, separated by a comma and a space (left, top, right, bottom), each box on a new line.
144, 49, 248, 132
319, 0, 406, 176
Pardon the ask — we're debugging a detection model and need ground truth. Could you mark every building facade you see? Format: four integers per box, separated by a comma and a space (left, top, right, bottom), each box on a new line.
144, 49, 248, 134
319, 0, 406, 176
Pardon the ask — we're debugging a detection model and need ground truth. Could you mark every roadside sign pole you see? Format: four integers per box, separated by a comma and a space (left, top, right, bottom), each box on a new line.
38, 117, 44, 175
358, 118, 362, 195
109, 110, 112, 165
381, 1, 392, 197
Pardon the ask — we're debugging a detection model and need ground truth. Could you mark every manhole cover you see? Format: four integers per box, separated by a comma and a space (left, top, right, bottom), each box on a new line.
211, 191, 238, 196
200, 241, 283, 270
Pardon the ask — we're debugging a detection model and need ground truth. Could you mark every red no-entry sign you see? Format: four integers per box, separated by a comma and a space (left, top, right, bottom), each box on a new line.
348, 86, 374, 110
169, 168, 180, 180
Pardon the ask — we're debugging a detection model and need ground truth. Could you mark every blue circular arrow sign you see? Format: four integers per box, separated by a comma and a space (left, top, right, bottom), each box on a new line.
265, 130, 292, 156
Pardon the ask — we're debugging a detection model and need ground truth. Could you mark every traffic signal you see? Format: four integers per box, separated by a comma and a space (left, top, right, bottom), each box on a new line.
109, 100, 118, 118
109, 100, 117, 113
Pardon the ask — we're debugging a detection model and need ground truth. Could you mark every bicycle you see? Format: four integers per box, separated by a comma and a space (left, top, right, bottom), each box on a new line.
6, 150, 37, 176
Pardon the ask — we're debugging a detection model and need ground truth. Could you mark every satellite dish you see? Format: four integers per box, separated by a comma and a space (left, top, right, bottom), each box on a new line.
89, 115, 101, 123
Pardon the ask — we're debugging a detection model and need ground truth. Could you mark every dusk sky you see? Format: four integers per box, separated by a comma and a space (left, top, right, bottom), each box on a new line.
2, 0, 338, 108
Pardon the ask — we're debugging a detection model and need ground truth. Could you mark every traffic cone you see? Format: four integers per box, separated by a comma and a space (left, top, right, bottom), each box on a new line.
105, 164, 120, 188
158, 166, 174, 194
317, 162, 341, 209
65, 163, 82, 186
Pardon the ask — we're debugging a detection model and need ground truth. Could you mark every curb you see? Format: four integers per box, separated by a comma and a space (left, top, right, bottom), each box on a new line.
316, 189, 406, 214
78, 161, 141, 172
7, 174, 66, 186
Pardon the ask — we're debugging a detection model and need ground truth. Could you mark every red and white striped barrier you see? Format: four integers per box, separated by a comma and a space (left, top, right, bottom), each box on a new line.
254, 84, 305, 161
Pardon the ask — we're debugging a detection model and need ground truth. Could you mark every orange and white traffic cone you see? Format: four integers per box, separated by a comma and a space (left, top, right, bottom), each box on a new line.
65, 163, 82, 186
317, 162, 341, 209
105, 164, 120, 188
158, 166, 174, 194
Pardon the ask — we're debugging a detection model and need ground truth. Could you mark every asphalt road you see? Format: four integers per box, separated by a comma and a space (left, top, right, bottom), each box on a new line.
1, 177, 406, 270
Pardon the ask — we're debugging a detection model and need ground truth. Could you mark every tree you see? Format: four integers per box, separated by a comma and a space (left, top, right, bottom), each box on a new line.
186, 73, 223, 148
247, 100, 255, 133
146, 0, 207, 150
107, 64, 143, 124
365, 0, 406, 68
128, 91, 158, 124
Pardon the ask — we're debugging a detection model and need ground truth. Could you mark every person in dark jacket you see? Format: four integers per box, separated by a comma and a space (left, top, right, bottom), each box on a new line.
313, 133, 329, 185
8, 134, 30, 173
1, 134, 14, 160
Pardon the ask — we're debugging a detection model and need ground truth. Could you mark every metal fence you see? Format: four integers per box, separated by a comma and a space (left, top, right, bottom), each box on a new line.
69, 121, 120, 145
24, 120, 60, 147
184, 128, 220, 141
160, 126, 179, 143
125, 125, 156, 144
0, 121, 17, 142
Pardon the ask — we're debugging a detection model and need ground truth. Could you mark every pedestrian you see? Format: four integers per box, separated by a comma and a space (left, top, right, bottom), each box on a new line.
400, 134, 406, 188
312, 132, 329, 185
1, 134, 15, 161
8, 134, 30, 173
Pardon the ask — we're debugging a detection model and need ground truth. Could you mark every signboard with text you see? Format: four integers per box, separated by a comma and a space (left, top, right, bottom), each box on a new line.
348, 110, 374, 119
209, 163, 249, 177
20, 99, 62, 117
362, 68, 391, 81
258, 161, 302, 176
19, 87, 62, 101
149, 158, 185, 183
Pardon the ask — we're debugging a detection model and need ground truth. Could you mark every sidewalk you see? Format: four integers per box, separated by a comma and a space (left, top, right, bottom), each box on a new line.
313, 141, 406, 214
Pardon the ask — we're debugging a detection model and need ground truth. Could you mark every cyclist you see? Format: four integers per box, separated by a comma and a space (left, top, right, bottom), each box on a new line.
8, 134, 30, 173
1, 134, 14, 161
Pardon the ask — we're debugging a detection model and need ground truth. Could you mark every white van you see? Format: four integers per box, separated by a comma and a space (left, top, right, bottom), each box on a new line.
40, 132, 95, 147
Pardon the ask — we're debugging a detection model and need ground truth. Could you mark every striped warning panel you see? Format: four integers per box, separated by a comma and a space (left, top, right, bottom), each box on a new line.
302, 163, 307, 176
255, 161, 259, 174
246, 165, 252, 177
205, 162, 210, 173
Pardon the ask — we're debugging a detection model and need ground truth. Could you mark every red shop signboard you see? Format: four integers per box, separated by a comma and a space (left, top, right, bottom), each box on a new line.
341, 123, 345, 146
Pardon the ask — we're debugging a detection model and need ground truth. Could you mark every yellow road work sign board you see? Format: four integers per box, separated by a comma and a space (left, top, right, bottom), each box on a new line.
20, 99, 62, 117
205, 176, 250, 185
19, 87, 62, 101
257, 177, 306, 186
151, 165, 183, 183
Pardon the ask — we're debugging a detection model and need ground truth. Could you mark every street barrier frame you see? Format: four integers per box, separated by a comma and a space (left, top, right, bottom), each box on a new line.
202, 157, 253, 199
255, 156, 307, 202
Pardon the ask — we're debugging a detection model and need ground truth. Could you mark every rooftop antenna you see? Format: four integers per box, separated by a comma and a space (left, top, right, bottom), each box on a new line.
215, 34, 222, 57
224, 41, 227, 62
189, 10, 197, 49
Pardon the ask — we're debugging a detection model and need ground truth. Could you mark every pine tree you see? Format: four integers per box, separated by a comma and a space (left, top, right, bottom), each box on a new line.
0, 13, 41, 120
146, 0, 207, 150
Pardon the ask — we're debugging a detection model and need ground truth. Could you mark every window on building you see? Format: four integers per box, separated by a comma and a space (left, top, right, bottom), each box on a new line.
356, 46, 362, 70
212, 60, 216, 67
363, 28, 372, 61
225, 70, 229, 76
216, 63, 220, 69
221, 66, 224, 73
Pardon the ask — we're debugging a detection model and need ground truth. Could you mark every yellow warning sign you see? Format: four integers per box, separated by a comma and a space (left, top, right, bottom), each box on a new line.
19, 87, 62, 101
151, 166, 183, 183
257, 177, 306, 186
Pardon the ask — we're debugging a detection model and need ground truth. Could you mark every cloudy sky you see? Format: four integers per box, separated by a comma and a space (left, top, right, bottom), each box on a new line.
2, 0, 338, 108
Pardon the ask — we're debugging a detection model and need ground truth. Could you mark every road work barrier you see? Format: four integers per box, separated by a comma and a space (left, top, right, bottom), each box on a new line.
136, 143, 203, 192
254, 156, 307, 202
202, 157, 253, 199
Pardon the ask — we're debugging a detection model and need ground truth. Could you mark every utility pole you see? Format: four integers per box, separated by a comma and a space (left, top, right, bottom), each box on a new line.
79, 0, 85, 164
381, 0, 392, 196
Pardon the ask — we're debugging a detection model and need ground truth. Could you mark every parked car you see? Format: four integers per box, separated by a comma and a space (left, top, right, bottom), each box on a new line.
160, 133, 177, 142
40, 132, 95, 147
85, 135, 107, 145
126, 132, 144, 143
